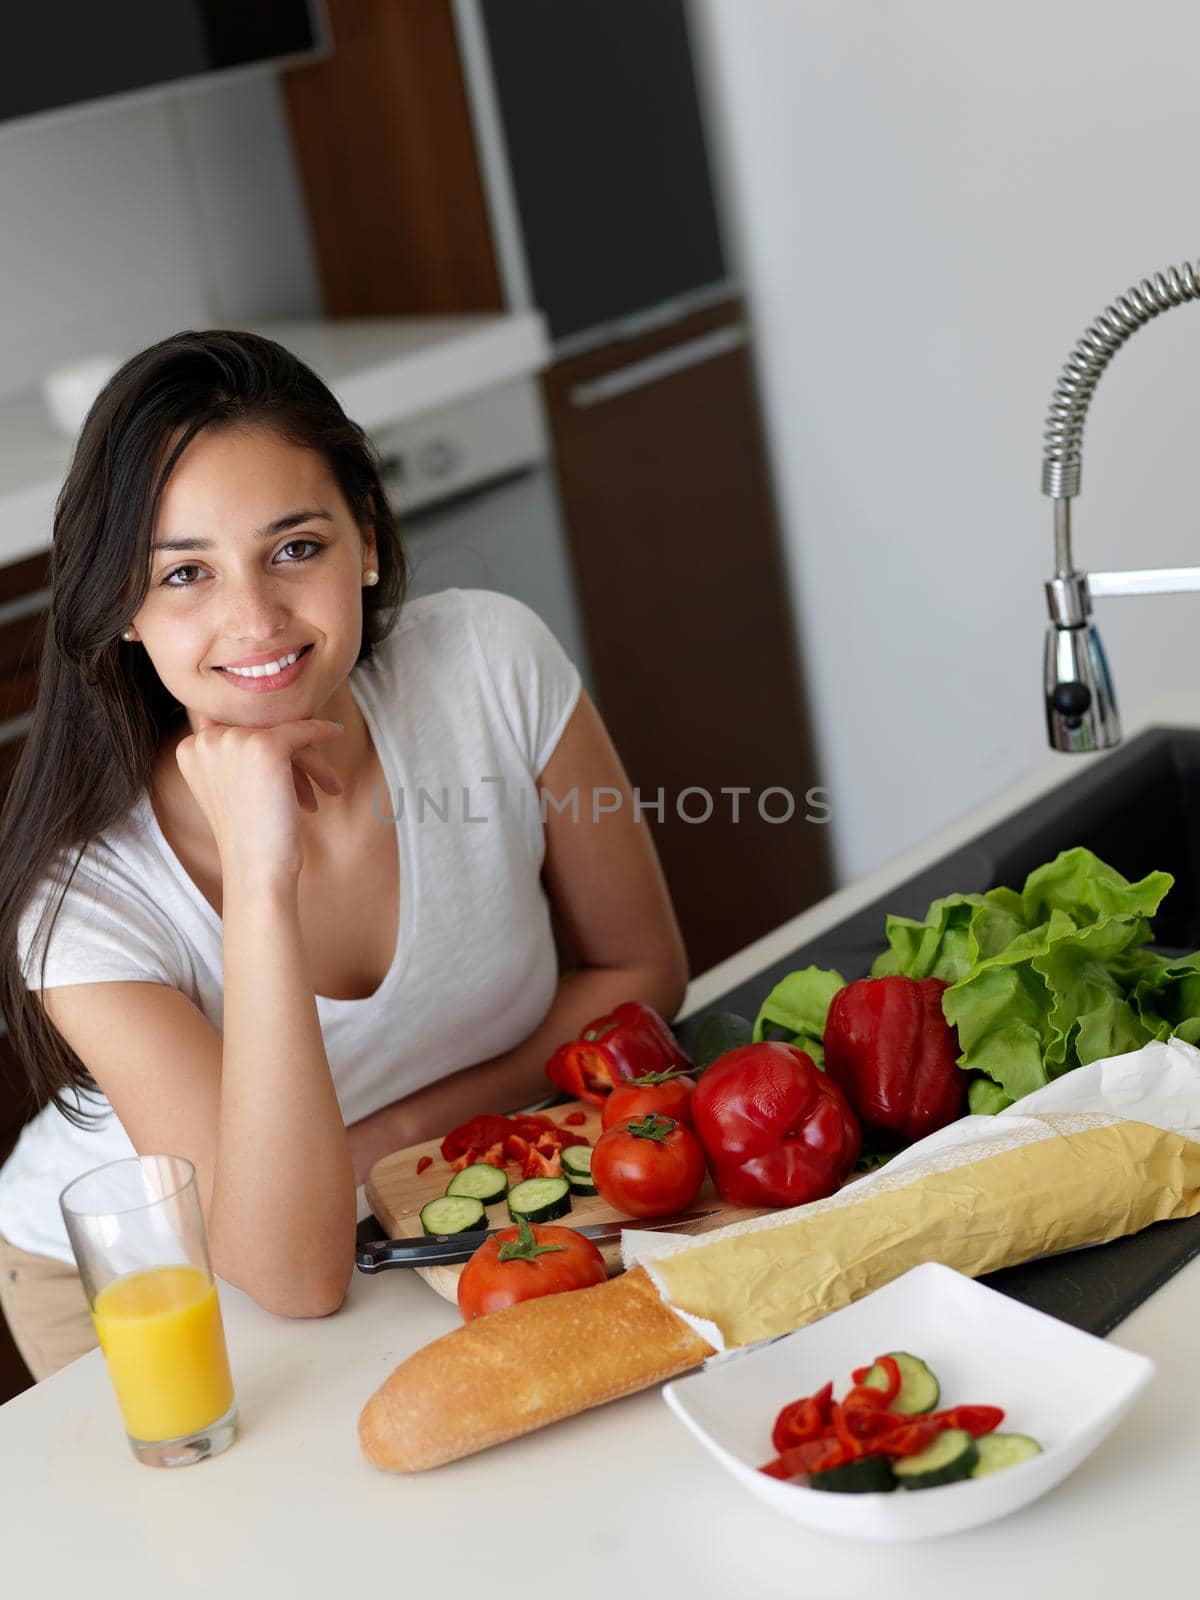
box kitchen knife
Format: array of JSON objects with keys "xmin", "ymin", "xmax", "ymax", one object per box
[{"xmin": 355, "ymin": 1207, "xmax": 721, "ymax": 1272}]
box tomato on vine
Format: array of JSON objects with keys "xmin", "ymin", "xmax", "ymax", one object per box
[{"xmin": 591, "ymin": 1112, "xmax": 706, "ymax": 1218}]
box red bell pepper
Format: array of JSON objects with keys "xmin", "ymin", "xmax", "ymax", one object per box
[
  {"xmin": 823, "ymin": 975, "xmax": 966, "ymax": 1144},
  {"xmin": 440, "ymin": 1114, "xmax": 514, "ymax": 1163},
  {"xmin": 760, "ymin": 1435, "xmax": 850, "ymax": 1479},
  {"xmin": 771, "ymin": 1382, "xmax": 835, "ymax": 1452},
  {"xmin": 926, "ymin": 1404, "xmax": 1005, "ymax": 1438},
  {"xmin": 690, "ymin": 1042, "xmax": 861, "ymax": 1208},
  {"xmin": 544, "ymin": 1001, "xmax": 691, "ymax": 1106}
]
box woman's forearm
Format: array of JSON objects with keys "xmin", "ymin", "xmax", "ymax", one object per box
[
  {"xmin": 211, "ymin": 874, "xmax": 357, "ymax": 1314},
  {"xmin": 347, "ymin": 962, "xmax": 687, "ymax": 1183}
]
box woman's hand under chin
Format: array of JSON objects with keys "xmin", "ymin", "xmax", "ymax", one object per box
[{"xmin": 174, "ymin": 711, "xmax": 346, "ymax": 883}]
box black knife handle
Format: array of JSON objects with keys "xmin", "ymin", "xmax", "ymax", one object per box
[{"xmin": 355, "ymin": 1234, "xmax": 483, "ymax": 1272}]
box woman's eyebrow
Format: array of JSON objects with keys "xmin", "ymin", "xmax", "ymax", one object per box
[{"xmin": 151, "ymin": 509, "xmax": 335, "ymax": 553}]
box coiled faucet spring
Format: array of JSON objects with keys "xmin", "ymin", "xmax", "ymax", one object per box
[{"xmin": 1042, "ymin": 257, "xmax": 1200, "ymax": 752}]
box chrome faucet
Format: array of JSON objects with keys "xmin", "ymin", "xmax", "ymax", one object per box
[{"xmin": 1043, "ymin": 258, "xmax": 1200, "ymax": 751}]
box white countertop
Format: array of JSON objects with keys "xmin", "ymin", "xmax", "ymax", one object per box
[
  {"xmin": 0, "ymin": 312, "xmax": 550, "ymax": 571},
  {"xmin": 3, "ymin": 699, "xmax": 1198, "ymax": 1593}
]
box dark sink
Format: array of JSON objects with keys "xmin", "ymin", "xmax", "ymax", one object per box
[
  {"xmin": 680, "ymin": 724, "xmax": 1200, "ymax": 1039},
  {"xmin": 675, "ymin": 724, "xmax": 1200, "ymax": 1339}
]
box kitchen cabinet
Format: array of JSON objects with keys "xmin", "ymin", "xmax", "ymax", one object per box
[
  {"xmin": 281, "ymin": 0, "xmax": 503, "ymax": 316},
  {"xmin": 542, "ymin": 297, "xmax": 830, "ymax": 972}
]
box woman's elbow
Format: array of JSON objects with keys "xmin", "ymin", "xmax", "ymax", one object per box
[
  {"xmin": 276, "ymin": 1287, "xmax": 348, "ymax": 1320},
  {"xmin": 218, "ymin": 1259, "xmax": 351, "ymax": 1321},
  {"xmin": 257, "ymin": 1276, "xmax": 349, "ymax": 1320}
]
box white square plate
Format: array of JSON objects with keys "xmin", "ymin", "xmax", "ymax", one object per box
[{"xmin": 662, "ymin": 1262, "xmax": 1154, "ymax": 1542}]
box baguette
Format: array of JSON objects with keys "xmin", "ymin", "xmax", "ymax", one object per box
[{"xmin": 358, "ymin": 1265, "xmax": 715, "ymax": 1472}]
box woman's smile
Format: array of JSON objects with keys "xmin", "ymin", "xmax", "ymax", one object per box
[{"xmin": 211, "ymin": 641, "xmax": 315, "ymax": 693}]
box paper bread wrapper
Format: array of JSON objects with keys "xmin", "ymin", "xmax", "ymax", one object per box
[{"xmin": 621, "ymin": 1039, "xmax": 1200, "ymax": 1353}]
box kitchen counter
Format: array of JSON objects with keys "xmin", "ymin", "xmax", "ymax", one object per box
[
  {"xmin": 0, "ymin": 312, "xmax": 549, "ymax": 571},
  {"xmin": 3, "ymin": 701, "xmax": 1198, "ymax": 1594}
]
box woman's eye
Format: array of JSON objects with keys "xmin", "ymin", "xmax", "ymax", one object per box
[
  {"xmin": 275, "ymin": 538, "xmax": 325, "ymax": 564},
  {"xmin": 160, "ymin": 538, "xmax": 325, "ymax": 588},
  {"xmin": 161, "ymin": 564, "xmax": 203, "ymax": 588}
]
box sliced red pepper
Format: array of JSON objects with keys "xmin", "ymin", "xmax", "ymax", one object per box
[
  {"xmin": 440, "ymin": 1114, "xmax": 515, "ymax": 1163},
  {"xmin": 512, "ymin": 1112, "xmax": 590, "ymax": 1150},
  {"xmin": 842, "ymin": 1410, "xmax": 900, "ymax": 1447},
  {"xmin": 873, "ymin": 1355, "xmax": 902, "ymax": 1407},
  {"xmin": 926, "ymin": 1404, "xmax": 1005, "ymax": 1437},
  {"xmin": 840, "ymin": 1383, "xmax": 890, "ymax": 1416},
  {"xmin": 759, "ymin": 1435, "xmax": 851, "ymax": 1480},
  {"xmin": 868, "ymin": 1418, "xmax": 945, "ymax": 1458},
  {"xmin": 830, "ymin": 1402, "xmax": 864, "ymax": 1460},
  {"xmin": 509, "ymin": 1113, "xmax": 561, "ymax": 1139},
  {"xmin": 851, "ymin": 1363, "xmax": 871, "ymax": 1385},
  {"xmin": 771, "ymin": 1382, "xmax": 834, "ymax": 1452},
  {"xmin": 563, "ymin": 1110, "xmax": 588, "ymax": 1126},
  {"xmin": 521, "ymin": 1146, "xmax": 564, "ymax": 1181},
  {"xmin": 838, "ymin": 1369, "xmax": 908, "ymax": 1420},
  {"xmin": 415, "ymin": 1155, "xmax": 433, "ymax": 1176},
  {"xmin": 545, "ymin": 1042, "xmax": 620, "ymax": 1104}
]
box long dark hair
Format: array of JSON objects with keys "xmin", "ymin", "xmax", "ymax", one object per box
[{"xmin": 0, "ymin": 329, "xmax": 406, "ymax": 1126}]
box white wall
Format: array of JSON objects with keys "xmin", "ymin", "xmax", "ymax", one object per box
[
  {"xmin": 692, "ymin": 0, "xmax": 1200, "ymax": 883},
  {"xmin": 0, "ymin": 73, "xmax": 320, "ymax": 402}
]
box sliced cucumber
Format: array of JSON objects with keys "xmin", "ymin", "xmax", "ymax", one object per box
[
  {"xmin": 445, "ymin": 1162, "xmax": 509, "ymax": 1204},
  {"xmin": 561, "ymin": 1146, "xmax": 593, "ymax": 1179},
  {"xmin": 893, "ymin": 1428, "xmax": 978, "ymax": 1489},
  {"xmin": 562, "ymin": 1147, "xmax": 596, "ymax": 1193},
  {"xmin": 971, "ymin": 1434, "xmax": 1043, "ymax": 1477},
  {"xmin": 507, "ymin": 1176, "xmax": 571, "ymax": 1224},
  {"xmin": 862, "ymin": 1351, "xmax": 940, "ymax": 1415},
  {"xmin": 809, "ymin": 1456, "xmax": 896, "ymax": 1494},
  {"xmin": 419, "ymin": 1195, "xmax": 486, "ymax": 1237}
]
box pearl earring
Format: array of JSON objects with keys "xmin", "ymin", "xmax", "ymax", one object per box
[
  {"xmin": 121, "ymin": 627, "xmax": 137, "ymax": 642},
  {"xmin": 363, "ymin": 569, "xmax": 380, "ymax": 587}
]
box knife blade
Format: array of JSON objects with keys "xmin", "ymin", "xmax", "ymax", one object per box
[{"xmin": 355, "ymin": 1207, "xmax": 721, "ymax": 1272}]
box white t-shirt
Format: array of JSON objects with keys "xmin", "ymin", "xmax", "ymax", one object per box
[{"xmin": 0, "ymin": 588, "xmax": 582, "ymax": 1263}]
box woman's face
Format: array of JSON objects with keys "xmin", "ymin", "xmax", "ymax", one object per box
[{"xmin": 131, "ymin": 423, "xmax": 377, "ymax": 730}]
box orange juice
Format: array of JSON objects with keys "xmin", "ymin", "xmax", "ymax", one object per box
[{"xmin": 91, "ymin": 1264, "xmax": 234, "ymax": 1442}]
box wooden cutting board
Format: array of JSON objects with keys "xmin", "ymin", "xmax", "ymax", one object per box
[{"xmin": 364, "ymin": 1099, "xmax": 771, "ymax": 1303}]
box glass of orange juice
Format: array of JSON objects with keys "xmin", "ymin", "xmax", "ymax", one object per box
[{"xmin": 60, "ymin": 1154, "xmax": 237, "ymax": 1468}]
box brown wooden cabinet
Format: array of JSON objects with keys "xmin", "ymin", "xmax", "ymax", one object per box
[{"xmin": 542, "ymin": 299, "xmax": 829, "ymax": 972}]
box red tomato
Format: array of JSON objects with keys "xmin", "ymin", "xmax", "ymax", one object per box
[
  {"xmin": 456, "ymin": 1222, "xmax": 607, "ymax": 1322},
  {"xmin": 591, "ymin": 1113, "xmax": 706, "ymax": 1218},
  {"xmin": 601, "ymin": 1073, "xmax": 696, "ymax": 1132}
]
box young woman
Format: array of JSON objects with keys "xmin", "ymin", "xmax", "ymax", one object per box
[{"xmin": 0, "ymin": 330, "xmax": 687, "ymax": 1381}]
